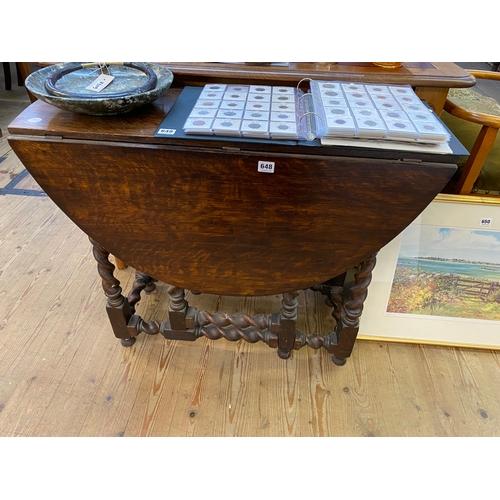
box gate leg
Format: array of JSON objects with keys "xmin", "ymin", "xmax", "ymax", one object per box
[
  {"xmin": 331, "ymin": 254, "xmax": 377, "ymax": 365},
  {"xmin": 89, "ymin": 237, "xmax": 135, "ymax": 347},
  {"xmin": 277, "ymin": 291, "xmax": 300, "ymax": 359}
]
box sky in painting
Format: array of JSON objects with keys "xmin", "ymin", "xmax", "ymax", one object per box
[{"xmin": 398, "ymin": 225, "xmax": 500, "ymax": 264}]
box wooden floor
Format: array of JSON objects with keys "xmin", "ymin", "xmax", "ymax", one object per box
[{"xmin": 1, "ymin": 64, "xmax": 500, "ymax": 437}]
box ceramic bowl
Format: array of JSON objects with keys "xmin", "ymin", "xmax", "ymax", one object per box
[{"xmin": 25, "ymin": 62, "xmax": 174, "ymax": 115}]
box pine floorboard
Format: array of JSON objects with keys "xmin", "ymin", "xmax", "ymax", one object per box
[{"xmin": 1, "ymin": 67, "xmax": 500, "ymax": 438}]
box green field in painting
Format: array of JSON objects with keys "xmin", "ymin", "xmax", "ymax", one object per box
[{"xmin": 387, "ymin": 265, "xmax": 500, "ymax": 321}]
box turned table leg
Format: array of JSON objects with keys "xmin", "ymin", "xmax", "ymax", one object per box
[
  {"xmin": 127, "ymin": 271, "xmax": 157, "ymax": 314},
  {"xmin": 330, "ymin": 254, "xmax": 377, "ymax": 365},
  {"xmin": 277, "ymin": 291, "xmax": 299, "ymax": 359},
  {"xmin": 89, "ymin": 237, "xmax": 135, "ymax": 347},
  {"xmin": 167, "ymin": 285, "xmax": 189, "ymax": 330}
]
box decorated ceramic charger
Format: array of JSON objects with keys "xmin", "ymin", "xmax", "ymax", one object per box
[{"xmin": 25, "ymin": 62, "xmax": 174, "ymax": 115}]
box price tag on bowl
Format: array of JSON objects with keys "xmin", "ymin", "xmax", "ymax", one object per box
[{"xmin": 85, "ymin": 74, "xmax": 115, "ymax": 92}]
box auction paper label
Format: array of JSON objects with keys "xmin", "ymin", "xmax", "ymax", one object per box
[
  {"xmin": 85, "ymin": 74, "xmax": 115, "ymax": 92},
  {"xmin": 258, "ymin": 161, "xmax": 275, "ymax": 173}
]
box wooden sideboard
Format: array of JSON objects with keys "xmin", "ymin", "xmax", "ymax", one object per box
[
  {"xmin": 160, "ymin": 62, "xmax": 476, "ymax": 114},
  {"xmin": 20, "ymin": 62, "xmax": 476, "ymax": 113}
]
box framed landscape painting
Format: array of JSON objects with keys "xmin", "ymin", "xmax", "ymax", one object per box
[{"xmin": 359, "ymin": 194, "xmax": 500, "ymax": 349}]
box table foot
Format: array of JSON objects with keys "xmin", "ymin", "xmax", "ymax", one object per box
[
  {"xmin": 121, "ymin": 337, "xmax": 136, "ymax": 347},
  {"xmin": 332, "ymin": 355, "xmax": 346, "ymax": 366},
  {"xmin": 277, "ymin": 348, "xmax": 292, "ymax": 360}
]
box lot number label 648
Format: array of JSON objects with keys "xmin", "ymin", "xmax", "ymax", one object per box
[{"xmin": 258, "ymin": 161, "xmax": 275, "ymax": 173}]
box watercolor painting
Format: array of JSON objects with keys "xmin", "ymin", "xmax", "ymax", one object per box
[{"xmin": 386, "ymin": 225, "xmax": 500, "ymax": 321}]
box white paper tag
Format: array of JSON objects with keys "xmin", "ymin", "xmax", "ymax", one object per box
[
  {"xmin": 258, "ymin": 161, "xmax": 275, "ymax": 173},
  {"xmin": 85, "ymin": 73, "xmax": 115, "ymax": 92},
  {"xmin": 480, "ymin": 218, "xmax": 492, "ymax": 226}
]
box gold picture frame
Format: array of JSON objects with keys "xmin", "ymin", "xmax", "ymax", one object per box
[{"xmin": 359, "ymin": 194, "xmax": 500, "ymax": 349}]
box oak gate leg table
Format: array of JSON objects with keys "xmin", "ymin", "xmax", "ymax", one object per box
[{"xmin": 8, "ymin": 85, "xmax": 465, "ymax": 366}]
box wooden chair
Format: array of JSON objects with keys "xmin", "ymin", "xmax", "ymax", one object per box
[
  {"xmin": 2, "ymin": 63, "xmax": 38, "ymax": 102},
  {"xmin": 2, "ymin": 62, "xmax": 23, "ymax": 90},
  {"xmin": 443, "ymin": 70, "xmax": 500, "ymax": 194}
]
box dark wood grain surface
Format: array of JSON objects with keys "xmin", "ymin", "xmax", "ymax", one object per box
[
  {"xmin": 8, "ymin": 137, "xmax": 456, "ymax": 295},
  {"xmin": 159, "ymin": 62, "xmax": 476, "ymax": 89},
  {"xmin": 7, "ymin": 89, "xmax": 181, "ymax": 143},
  {"xmin": 8, "ymin": 82, "xmax": 458, "ymax": 296}
]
